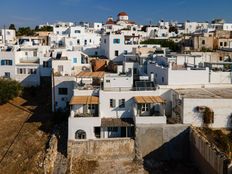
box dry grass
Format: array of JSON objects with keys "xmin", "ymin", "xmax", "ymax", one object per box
[{"xmin": 0, "ymin": 89, "xmax": 52, "ymax": 174}]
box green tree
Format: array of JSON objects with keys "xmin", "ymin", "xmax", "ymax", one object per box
[
  {"xmin": 35, "ymin": 26, "xmax": 53, "ymax": 32},
  {"xmin": 140, "ymin": 39, "xmax": 181, "ymax": 52},
  {"xmin": 16, "ymin": 27, "xmax": 34, "ymax": 36},
  {"xmin": 0, "ymin": 79, "xmax": 22, "ymax": 104},
  {"xmin": 9, "ymin": 24, "xmax": 16, "ymax": 30}
]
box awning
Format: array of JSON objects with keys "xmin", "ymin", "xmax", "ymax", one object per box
[
  {"xmin": 101, "ymin": 118, "xmax": 134, "ymax": 127},
  {"xmin": 76, "ymin": 71, "xmax": 104, "ymax": 78},
  {"xmin": 134, "ymin": 96, "xmax": 165, "ymax": 104},
  {"xmin": 69, "ymin": 96, "xmax": 99, "ymax": 105}
]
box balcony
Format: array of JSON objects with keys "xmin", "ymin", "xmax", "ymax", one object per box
[{"xmin": 19, "ymin": 57, "xmax": 39, "ymax": 64}]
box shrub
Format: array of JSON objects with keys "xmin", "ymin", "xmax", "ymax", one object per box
[{"xmin": 0, "ymin": 79, "xmax": 22, "ymax": 104}]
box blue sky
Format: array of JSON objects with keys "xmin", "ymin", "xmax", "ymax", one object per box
[{"xmin": 0, "ymin": 0, "xmax": 231, "ymax": 28}]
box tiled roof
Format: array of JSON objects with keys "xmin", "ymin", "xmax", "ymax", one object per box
[
  {"xmin": 69, "ymin": 96, "xmax": 99, "ymax": 105},
  {"xmin": 134, "ymin": 96, "xmax": 165, "ymax": 104}
]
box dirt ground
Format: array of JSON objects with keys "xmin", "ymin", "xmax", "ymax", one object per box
[{"xmin": 0, "ymin": 84, "xmax": 53, "ymax": 174}]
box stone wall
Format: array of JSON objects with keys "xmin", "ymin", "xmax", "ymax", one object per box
[{"xmin": 68, "ymin": 138, "xmax": 135, "ymax": 161}]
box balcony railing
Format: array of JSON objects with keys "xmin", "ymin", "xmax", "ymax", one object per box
[{"xmin": 73, "ymin": 113, "xmax": 99, "ymax": 118}]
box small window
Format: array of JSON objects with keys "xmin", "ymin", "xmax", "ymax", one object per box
[
  {"xmin": 17, "ymin": 68, "xmax": 26, "ymax": 74},
  {"xmin": 58, "ymin": 65, "xmax": 63, "ymax": 72},
  {"xmin": 110, "ymin": 99, "xmax": 116, "ymax": 108},
  {"xmin": 224, "ymin": 42, "xmax": 227, "ymax": 47},
  {"xmin": 84, "ymin": 40, "xmax": 87, "ymax": 45},
  {"xmin": 220, "ymin": 42, "xmax": 223, "ymax": 46},
  {"xmin": 77, "ymin": 39, "xmax": 80, "ymax": 44},
  {"xmin": 115, "ymin": 50, "xmax": 119, "ymax": 56},
  {"xmin": 141, "ymin": 104, "xmax": 149, "ymax": 112},
  {"xmin": 28, "ymin": 69, "xmax": 36, "ymax": 74},
  {"xmin": 106, "ymin": 80, "xmax": 110, "ymax": 83},
  {"xmin": 162, "ymin": 77, "xmax": 164, "ymax": 83},
  {"xmin": 33, "ymin": 51, "xmax": 37, "ymax": 57},
  {"xmin": 88, "ymin": 104, "xmax": 95, "ymax": 110},
  {"xmin": 113, "ymin": 38, "xmax": 120, "ymax": 44},
  {"xmin": 104, "ymin": 39, "xmax": 106, "ymax": 44},
  {"xmin": 202, "ymin": 40, "xmax": 205, "ymax": 45},
  {"xmin": 43, "ymin": 61, "xmax": 49, "ymax": 67},
  {"xmin": 219, "ymin": 57, "xmax": 223, "ymax": 61},
  {"xmin": 124, "ymin": 50, "xmax": 128, "ymax": 55},
  {"xmin": 75, "ymin": 30, "xmax": 81, "ymax": 34},
  {"xmin": 119, "ymin": 99, "xmax": 125, "ymax": 108},
  {"xmin": 73, "ymin": 58, "xmax": 77, "ymax": 63},
  {"xmin": 58, "ymin": 88, "xmax": 68, "ymax": 95},
  {"xmin": 89, "ymin": 39, "xmax": 92, "ymax": 43},
  {"xmin": 75, "ymin": 130, "xmax": 86, "ymax": 139}
]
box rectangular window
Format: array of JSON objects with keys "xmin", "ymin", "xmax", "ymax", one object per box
[
  {"xmin": 28, "ymin": 69, "xmax": 36, "ymax": 74},
  {"xmin": 220, "ymin": 42, "xmax": 223, "ymax": 46},
  {"xmin": 77, "ymin": 39, "xmax": 80, "ymax": 44},
  {"xmin": 110, "ymin": 99, "xmax": 116, "ymax": 108},
  {"xmin": 75, "ymin": 30, "xmax": 81, "ymax": 33},
  {"xmin": 106, "ymin": 79, "xmax": 110, "ymax": 83},
  {"xmin": 113, "ymin": 39, "xmax": 120, "ymax": 44},
  {"xmin": 58, "ymin": 88, "xmax": 68, "ymax": 95},
  {"xmin": 58, "ymin": 65, "xmax": 63, "ymax": 72},
  {"xmin": 4, "ymin": 72, "xmax": 10, "ymax": 78},
  {"xmin": 33, "ymin": 51, "xmax": 37, "ymax": 57},
  {"xmin": 202, "ymin": 40, "xmax": 205, "ymax": 45},
  {"xmin": 115, "ymin": 50, "xmax": 119, "ymax": 56},
  {"xmin": 119, "ymin": 99, "xmax": 125, "ymax": 108},
  {"xmin": 1, "ymin": 60, "xmax": 13, "ymax": 65},
  {"xmin": 141, "ymin": 104, "xmax": 149, "ymax": 112},
  {"xmin": 43, "ymin": 61, "xmax": 49, "ymax": 67},
  {"xmin": 224, "ymin": 42, "xmax": 227, "ymax": 47},
  {"xmin": 73, "ymin": 58, "xmax": 77, "ymax": 63},
  {"xmin": 88, "ymin": 104, "xmax": 95, "ymax": 110},
  {"xmin": 104, "ymin": 39, "xmax": 106, "ymax": 44},
  {"xmin": 84, "ymin": 40, "xmax": 87, "ymax": 45},
  {"xmin": 124, "ymin": 50, "xmax": 128, "ymax": 55},
  {"xmin": 17, "ymin": 68, "xmax": 26, "ymax": 74}
]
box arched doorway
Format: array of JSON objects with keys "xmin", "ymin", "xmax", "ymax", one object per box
[{"xmin": 75, "ymin": 130, "xmax": 86, "ymax": 139}]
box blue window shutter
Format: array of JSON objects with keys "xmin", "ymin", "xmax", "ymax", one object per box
[
  {"xmin": 1, "ymin": 60, "xmax": 5, "ymax": 65},
  {"xmin": 10, "ymin": 60, "xmax": 13, "ymax": 65}
]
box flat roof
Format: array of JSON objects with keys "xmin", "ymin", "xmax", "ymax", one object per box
[
  {"xmin": 69, "ymin": 96, "xmax": 99, "ymax": 105},
  {"xmin": 76, "ymin": 71, "xmax": 105, "ymax": 78},
  {"xmin": 174, "ymin": 88, "xmax": 232, "ymax": 99},
  {"xmin": 134, "ymin": 96, "xmax": 165, "ymax": 104}
]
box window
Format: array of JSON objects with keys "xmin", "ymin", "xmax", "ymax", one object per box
[
  {"xmin": 58, "ymin": 65, "xmax": 63, "ymax": 72},
  {"xmin": 73, "ymin": 58, "xmax": 77, "ymax": 63},
  {"xmin": 141, "ymin": 104, "xmax": 149, "ymax": 112},
  {"xmin": 1, "ymin": 60, "xmax": 12, "ymax": 66},
  {"xmin": 17, "ymin": 68, "xmax": 26, "ymax": 74},
  {"xmin": 219, "ymin": 57, "xmax": 223, "ymax": 61},
  {"xmin": 75, "ymin": 30, "xmax": 81, "ymax": 33},
  {"xmin": 202, "ymin": 40, "xmax": 205, "ymax": 45},
  {"xmin": 33, "ymin": 51, "xmax": 37, "ymax": 57},
  {"xmin": 224, "ymin": 42, "xmax": 227, "ymax": 47},
  {"xmin": 104, "ymin": 39, "xmax": 106, "ymax": 44},
  {"xmin": 84, "ymin": 40, "xmax": 87, "ymax": 45},
  {"xmin": 58, "ymin": 88, "xmax": 68, "ymax": 95},
  {"xmin": 108, "ymin": 127, "xmax": 118, "ymax": 132},
  {"xmin": 220, "ymin": 42, "xmax": 223, "ymax": 46},
  {"xmin": 162, "ymin": 77, "xmax": 164, "ymax": 83},
  {"xmin": 28, "ymin": 69, "xmax": 36, "ymax": 74},
  {"xmin": 106, "ymin": 80, "xmax": 110, "ymax": 83},
  {"xmin": 43, "ymin": 61, "xmax": 50, "ymax": 67},
  {"xmin": 113, "ymin": 38, "xmax": 120, "ymax": 44},
  {"xmin": 75, "ymin": 130, "xmax": 86, "ymax": 139},
  {"xmin": 124, "ymin": 50, "xmax": 128, "ymax": 55},
  {"xmin": 88, "ymin": 104, "xmax": 95, "ymax": 110},
  {"xmin": 4, "ymin": 72, "xmax": 10, "ymax": 78},
  {"xmin": 110, "ymin": 99, "xmax": 116, "ymax": 108},
  {"xmin": 115, "ymin": 50, "xmax": 119, "ymax": 56},
  {"xmin": 77, "ymin": 39, "xmax": 80, "ymax": 44},
  {"xmin": 89, "ymin": 39, "xmax": 92, "ymax": 43},
  {"xmin": 119, "ymin": 99, "xmax": 125, "ymax": 108}
]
